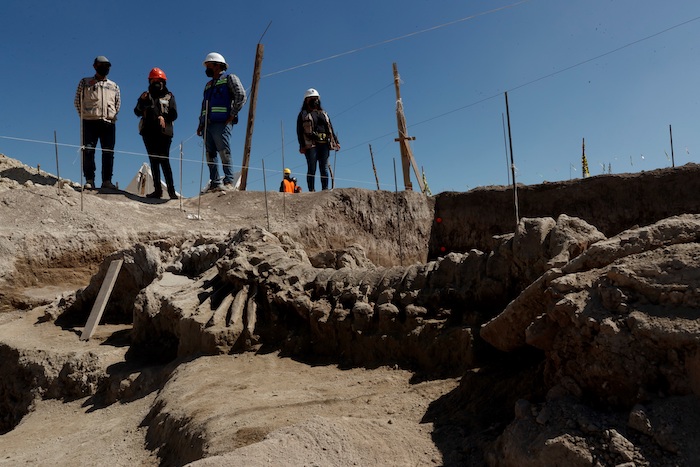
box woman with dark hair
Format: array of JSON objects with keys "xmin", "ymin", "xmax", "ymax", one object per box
[
  {"xmin": 296, "ymin": 88, "xmax": 340, "ymax": 192},
  {"xmin": 134, "ymin": 67, "xmax": 178, "ymax": 199}
]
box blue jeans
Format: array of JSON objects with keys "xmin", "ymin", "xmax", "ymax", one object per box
[
  {"xmin": 204, "ymin": 121, "xmax": 234, "ymax": 186},
  {"xmin": 305, "ymin": 143, "xmax": 330, "ymax": 191},
  {"xmin": 82, "ymin": 119, "xmax": 115, "ymax": 183}
]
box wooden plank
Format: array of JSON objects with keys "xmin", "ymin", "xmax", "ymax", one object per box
[{"xmin": 80, "ymin": 259, "xmax": 123, "ymax": 341}]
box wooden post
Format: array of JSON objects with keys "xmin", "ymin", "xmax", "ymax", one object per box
[
  {"xmin": 179, "ymin": 142, "xmax": 183, "ymax": 209},
  {"xmin": 80, "ymin": 259, "xmax": 123, "ymax": 341},
  {"xmin": 369, "ymin": 144, "xmax": 380, "ymax": 190},
  {"xmin": 281, "ymin": 121, "xmax": 286, "ymax": 219},
  {"xmin": 53, "ymin": 131, "xmax": 61, "ymax": 191},
  {"xmin": 393, "ymin": 158, "xmax": 403, "ymax": 266},
  {"xmin": 262, "ymin": 159, "xmax": 270, "ymax": 231},
  {"xmin": 504, "ymin": 92, "xmax": 519, "ymax": 226},
  {"xmin": 669, "ymin": 124, "xmax": 675, "ymax": 168},
  {"xmin": 392, "ymin": 63, "xmax": 424, "ymax": 192},
  {"xmin": 502, "ymin": 113, "xmax": 510, "ymax": 185},
  {"xmin": 240, "ymin": 43, "xmax": 264, "ymax": 191}
]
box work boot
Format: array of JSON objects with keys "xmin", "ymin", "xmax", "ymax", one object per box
[
  {"xmin": 146, "ymin": 191, "xmax": 162, "ymax": 199},
  {"xmin": 101, "ymin": 181, "xmax": 116, "ymax": 190},
  {"xmin": 83, "ymin": 179, "xmax": 94, "ymax": 190},
  {"xmin": 168, "ymin": 190, "xmax": 178, "ymax": 200}
]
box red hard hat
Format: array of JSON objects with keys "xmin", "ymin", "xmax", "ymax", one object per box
[{"xmin": 148, "ymin": 67, "xmax": 167, "ymax": 81}]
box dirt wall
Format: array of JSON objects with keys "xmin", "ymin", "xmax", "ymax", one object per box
[{"xmin": 430, "ymin": 163, "xmax": 700, "ymax": 258}]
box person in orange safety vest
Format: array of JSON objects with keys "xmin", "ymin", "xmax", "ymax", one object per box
[{"xmin": 279, "ymin": 168, "xmax": 302, "ymax": 193}]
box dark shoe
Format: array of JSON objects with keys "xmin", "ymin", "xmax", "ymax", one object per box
[
  {"xmin": 101, "ymin": 181, "xmax": 116, "ymax": 190},
  {"xmin": 83, "ymin": 179, "xmax": 95, "ymax": 190},
  {"xmin": 168, "ymin": 192, "xmax": 178, "ymax": 200},
  {"xmin": 146, "ymin": 191, "xmax": 162, "ymax": 199}
]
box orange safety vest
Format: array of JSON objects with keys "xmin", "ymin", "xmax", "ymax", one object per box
[{"xmin": 281, "ymin": 178, "xmax": 298, "ymax": 193}]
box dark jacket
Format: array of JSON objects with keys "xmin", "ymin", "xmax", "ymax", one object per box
[
  {"xmin": 297, "ymin": 109, "xmax": 339, "ymax": 151},
  {"xmin": 134, "ymin": 86, "xmax": 178, "ymax": 137}
]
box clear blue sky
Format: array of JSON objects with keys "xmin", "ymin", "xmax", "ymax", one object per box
[{"xmin": 2, "ymin": 0, "xmax": 700, "ymax": 197}]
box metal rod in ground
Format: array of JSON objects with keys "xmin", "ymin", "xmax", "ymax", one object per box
[
  {"xmin": 53, "ymin": 130, "xmax": 61, "ymax": 193},
  {"xmin": 369, "ymin": 144, "xmax": 380, "ymax": 190},
  {"xmin": 332, "ymin": 150, "xmax": 337, "ymax": 189},
  {"xmin": 281, "ymin": 121, "xmax": 285, "ymax": 219},
  {"xmin": 393, "ymin": 158, "xmax": 403, "ymax": 266},
  {"xmin": 502, "ymin": 113, "xmax": 510, "ymax": 185},
  {"xmin": 670, "ymin": 124, "xmax": 675, "ymax": 168},
  {"xmin": 196, "ymin": 110, "xmax": 208, "ymax": 220},
  {"xmin": 79, "ymin": 94, "xmax": 84, "ymax": 212},
  {"xmin": 504, "ymin": 92, "xmax": 519, "ymax": 226},
  {"xmin": 262, "ymin": 158, "xmax": 270, "ymax": 231},
  {"xmin": 179, "ymin": 142, "xmax": 183, "ymax": 210}
]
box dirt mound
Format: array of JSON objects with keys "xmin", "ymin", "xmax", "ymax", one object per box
[{"xmin": 3, "ymin": 152, "xmax": 700, "ymax": 466}]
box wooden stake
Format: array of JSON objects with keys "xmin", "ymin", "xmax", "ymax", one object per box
[
  {"xmin": 504, "ymin": 92, "xmax": 519, "ymax": 226},
  {"xmin": 669, "ymin": 124, "xmax": 675, "ymax": 168},
  {"xmin": 53, "ymin": 131, "xmax": 61, "ymax": 191},
  {"xmin": 240, "ymin": 43, "xmax": 264, "ymax": 191},
  {"xmin": 393, "ymin": 158, "xmax": 403, "ymax": 266},
  {"xmin": 262, "ymin": 158, "xmax": 270, "ymax": 231},
  {"xmin": 501, "ymin": 113, "xmax": 510, "ymax": 185},
  {"xmin": 369, "ymin": 144, "xmax": 380, "ymax": 190},
  {"xmin": 179, "ymin": 142, "xmax": 183, "ymax": 209},
  {"xmin": 281, "ymin": 121, "xmax": 286, "ymax": 219}
]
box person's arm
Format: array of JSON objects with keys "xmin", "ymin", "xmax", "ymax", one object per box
[
  {"xmin": 227, "ymin": 74, "xmax": 247, "ymax": 123},
  {"xmin": 114, "ymin": 83, "xmax": 121, "ymax": 115},
  {"xmin": 296, "ymin": 112, "xmax": 306, "ymax": 152},
  {"xmin": 326, "ymin": 112, "xmax": 340, "ymax": 150},
  {"xmin": 74, "ymin": 79, "xmax": 84, "ymax": 116},
  {"xmin": 134, "ymin": 92, "xmax": 150, "ymax": 117},
  {"xmin": 167, "ymin": 93, "xmax": 178, "ymax": 123},
  {"xmin": 197, "ymin": 92, "xmax": 206, "ymax": 135}
]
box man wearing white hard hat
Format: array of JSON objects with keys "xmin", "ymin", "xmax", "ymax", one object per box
[{"xmin": 197, "ymin": 52, "xmax": 247, "ymax": 192}]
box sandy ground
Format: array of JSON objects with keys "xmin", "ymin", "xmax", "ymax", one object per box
[
  {"xmin": 0, "ymin": 308, "xmax": 459, "ymax": 466},
  {"xmin": 0, "ymin": 156, "xmax": 457, "ymax": 465}
]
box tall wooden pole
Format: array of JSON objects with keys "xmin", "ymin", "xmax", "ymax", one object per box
[
  {"xmin": 393, "ymin": 63, "xmax": 424, "ymax": 192},
  {"xmin": 504, "ymin": 92, "xmax": 519, "ymax": 226},
  {"xmin": 240, "ymin": 43, "xmax": 264, "ymax": 191}
]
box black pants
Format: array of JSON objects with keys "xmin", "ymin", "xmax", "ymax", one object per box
[
  {"xmin": 142, "ymin": 133, "xmax": 175, "ymax": 195},
  {"xmin": 82, "ymin": 119, "xmax": 115, "ymax": 183}
]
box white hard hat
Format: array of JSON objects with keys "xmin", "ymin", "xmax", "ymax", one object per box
[
  {"xmin": 203, "ymin": 52, "xmax": 227, "ymax": 69},
  {"xmin": 304, "ymin": 88, "xmax": 320, "ymax": 99}
]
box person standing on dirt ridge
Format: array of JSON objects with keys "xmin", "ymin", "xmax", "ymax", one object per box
[
  {"xmin": 197, "ymin": 52, "xmax": 247, "ymax": 192},
  {"xmin": 134, "ymin": 67, "xmax": 178, "ymax": 200},
  {"xmin": 296, "ymin": 88, "xmax": 340, "ymax": 192},
  {"xmin": 74, "ymin": 55, "xmax": 121, "ymax": 191},
  {"xmin": 279, "ymin": 168, "xmax": 302, "ymax": 193}
]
